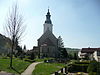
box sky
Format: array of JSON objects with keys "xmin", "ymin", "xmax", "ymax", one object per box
[{"xmin": 0, "ymin": 0, "xmax": 100, "ymax": 49}]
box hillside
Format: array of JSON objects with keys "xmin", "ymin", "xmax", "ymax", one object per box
[
  {"xmin": 66, "ymin": 48, "xmax": 80, "ymax": 51},
  {"xmin": 65, "ymin": 48, "xmax": 80, "ymax": 57},
  {"xmin": 0, "ymin": 34, "xmax": 11, "ymax": 54}
]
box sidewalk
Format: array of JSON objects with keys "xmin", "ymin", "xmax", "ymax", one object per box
[{"xmin": 21, "ymin": 62, "xmax": 42, "ymax": 75}]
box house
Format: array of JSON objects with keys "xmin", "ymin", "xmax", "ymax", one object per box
[
  {"xmin": 78, "ymin": 48, "xmax": 100, "ymax": 62},
  {"xmin": 93, "ymin": 50, "xmax": 100, "ymax": 62}
]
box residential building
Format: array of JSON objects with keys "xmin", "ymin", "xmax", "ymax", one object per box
[{"xmin": 78, "ymin": 48, "xmax": 100, "ymax": 62}]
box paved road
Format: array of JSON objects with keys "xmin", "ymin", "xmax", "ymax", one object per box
[{"xmin": 21, "ymin": 62, "xmax": 42, "ymax": 75}]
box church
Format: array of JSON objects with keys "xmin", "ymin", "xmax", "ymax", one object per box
[{"xmin": 33, "ymin": 9, "xmax": 60, "ymax": 58}]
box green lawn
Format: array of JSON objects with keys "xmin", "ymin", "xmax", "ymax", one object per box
[
  {"xmin": 32, "ymin": 63, "xmax": 65, "ymax": 75},
  {"xmin": 0, "ymin": 58, "xmax": 31, "ymax": 74}
]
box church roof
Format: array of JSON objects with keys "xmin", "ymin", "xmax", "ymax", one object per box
[{"xmin": 38, "ymin": 29, "xmax": 57, "ymax": 46}]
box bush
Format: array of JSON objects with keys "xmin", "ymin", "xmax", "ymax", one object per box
[
  {"xmin": 75, "ymin": 61, "xmax": 90, "ymax": 64},
  {"xmin": 24, "ymin": 58, "xmax": 35, "ymax": 63},
  {"xmin": 1, "ymin": 56, "xmax": 8, "ymax": 59},
  {"xmin": 28, "ymin": 53, "xmax": 35, "ymax": 60},
  {"xmin": 87, "ymin": 61, "xmax": 97, "ymax": 73},
  {"xmin": 19, "ymin": 54, "xmax": 25, "ymax": 60},
  {"xmin": 68, "ymin": 64, "xmax": 88, "ymax": 72},
  {"xmin": 88, "ymin": 72, "xmax": 96, "ymax": 75},
  {"xmin": 68, "ymin": 61, "xmax": 89, "ymax": 73}
]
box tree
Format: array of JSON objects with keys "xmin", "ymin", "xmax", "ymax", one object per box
[
  {"xmin": 74, "ymin": 53, "xmax": 77, "ymax": 60},
  {"xmin": 58, "ymin": 36, "xmax": 67, "ymax": 59},
  {"xmin": 23, "ymin": 45, "xmax": 26, "ymax": 50},
  {"xmin": 58, "ymin": 36, "xmax": 64, "ymax": 48},
  {"xmin": 68, "ymin": 53, "xmax": 73, "ymax": 59},
  {"xmin": 15, "ymin": 45, "xmax": 23, "ymax": 57},
  {"xmin": 5, "ymin": 4, "xmax": 25, "ymax": 68},
  {"xmin": 30, "ymin": 52, "xmax": 35, "ymax": 60},
  {"xmin": 60, "ymin": 48, "xmax": 68, "ymax": 59}
]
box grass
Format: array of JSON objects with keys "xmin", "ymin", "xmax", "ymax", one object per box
[
  {"xmin": 32, "ymin": 63, "xmax": 65, "ymax": 75},
  {"xmin": 0, "ymin": 58, "xmax": 31, "ymax": 74}
]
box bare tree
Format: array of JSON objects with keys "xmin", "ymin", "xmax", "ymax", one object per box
[{"xmin": 5, "ymin": 4, "xmax": 25, "ymax": 68}]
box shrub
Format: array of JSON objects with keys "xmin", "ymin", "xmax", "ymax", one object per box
[
  {"xmin": 24, "ymin": 58, "xmax": 35, "ymax": 63},
  {"xmin": 19, "ymin": 53, "xmax": 25, "ymax": 60},
  {"xmin": 2, "ymin": 56, "xmax": 8, "ymax": 59},
  {"xmin": 68, "ymin": 61, "xmax": 89, "ymax": 73},
  {"xmin": 88, "ymin": 72, "xmax": 96, "ymax": 75},
  {"xmin": 87, "ymin": 61, "xmax": 97, "ymax": 73}
]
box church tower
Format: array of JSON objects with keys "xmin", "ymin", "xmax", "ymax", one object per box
[{"xmin": 44, "ymin": 9, "xmax": 53, "ymax": 33}]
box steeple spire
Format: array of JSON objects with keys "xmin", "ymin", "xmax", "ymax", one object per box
[
  {"xmin": 45, "ymin": 8, "xmax": 52, "ymax": 24},
  {"xmin": 44, "ymin": 9, "xmax": 53, "ymax": 33}
]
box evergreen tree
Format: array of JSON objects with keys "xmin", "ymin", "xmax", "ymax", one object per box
[
  {"xmin": 74, "ymin": 53, "xmax": 77, "ymax": 60},
  {"xmin": 58, "ymin": 36, "xmax": 64, "ymax": 48},
  {"xmin": 23, "ymin": 45, "xmax": 26, "ymax": 50},
  {"xmin": 29, "ymin": 52, "xmax": 35, "ymax": 60},
  {"xmin": 58, "ymin": 36, "xmax": 68, "ymax": 59},
  {"xmin": 59, "ymin": 48, "xmax": 68, "ymax": 59}
]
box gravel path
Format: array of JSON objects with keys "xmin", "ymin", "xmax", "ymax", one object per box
[{"xmin": 21, "ymin": 62, "xmax": 42, "ymax": 75}]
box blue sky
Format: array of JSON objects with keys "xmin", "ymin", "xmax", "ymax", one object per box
[{"xmin": 0, "ymin": 0, "xmax": 100, "ymax": 49}]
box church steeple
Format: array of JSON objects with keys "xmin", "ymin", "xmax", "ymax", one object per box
[
  {"xmin": 44, "ymin": 9, "xmax": 53, "ymax": 33},
  {"xmin": 45, "ymin": 9, "xmax": 52, "ymax": 24}
]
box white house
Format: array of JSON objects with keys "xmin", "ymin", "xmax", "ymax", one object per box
[
  {"xmin": 93, "ymin": 51, "xmax": 100, "ymax": 62},
  {"xmin": 78, "ymin": 48, "xmax": 100, "ymax": 62}
]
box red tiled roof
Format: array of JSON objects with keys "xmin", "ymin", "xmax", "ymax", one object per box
[{"xmin": 81, "ymin": 48, "xmax": 100, "ymax": 53}]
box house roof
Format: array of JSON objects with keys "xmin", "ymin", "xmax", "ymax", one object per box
[{"xmin": 81, "ymin": 48, "xmax": 100, "ymax": 53}]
